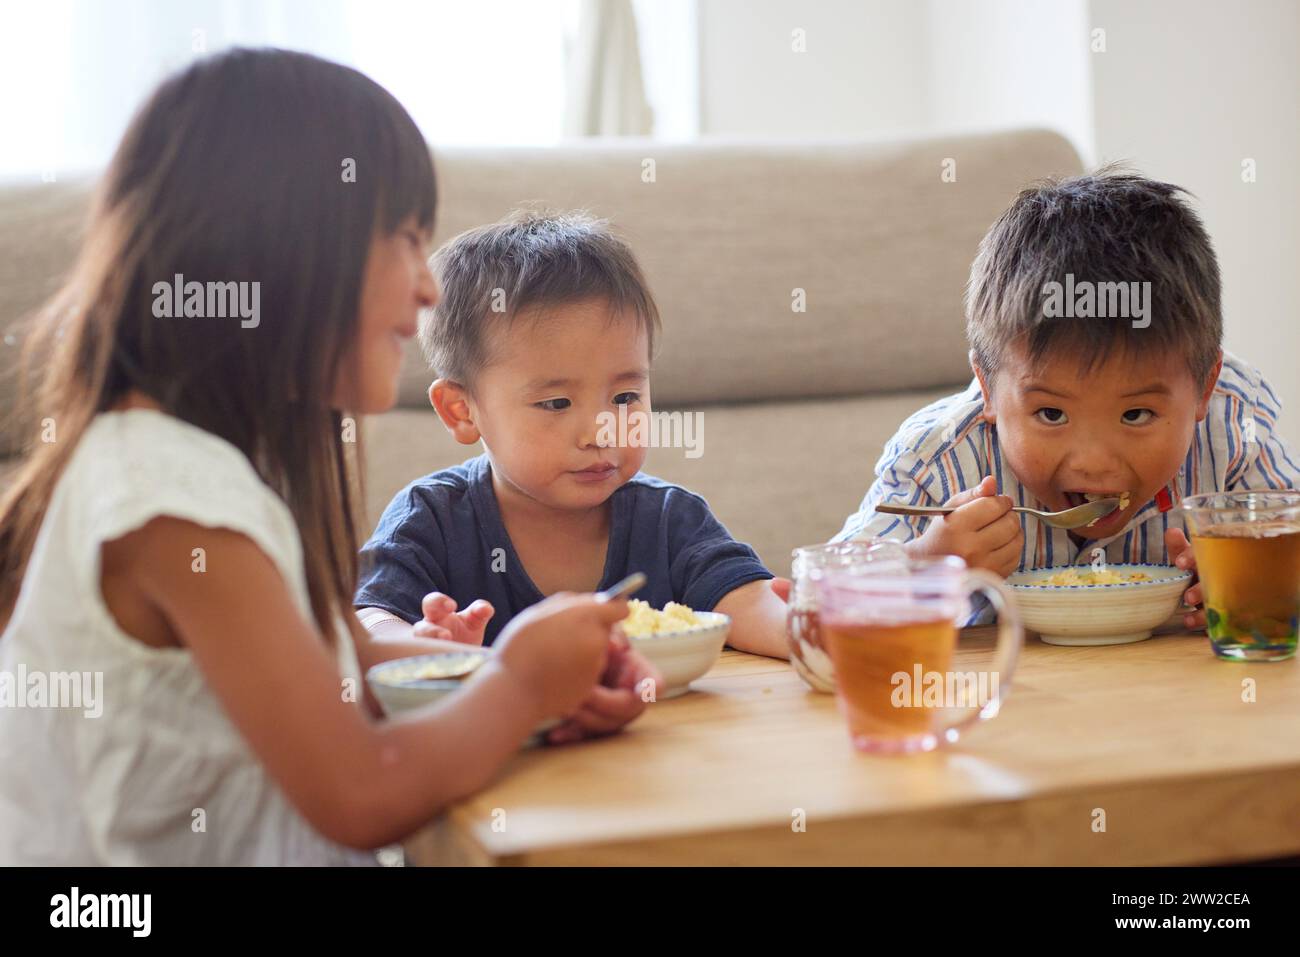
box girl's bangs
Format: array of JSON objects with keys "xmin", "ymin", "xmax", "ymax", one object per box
[{"xmin": 372, "ymin": 88, "xmax": 437, "ymax": 234}]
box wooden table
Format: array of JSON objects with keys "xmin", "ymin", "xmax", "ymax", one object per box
[{"xmin": 404, "ymin": 623, "xmax": 1300, "ymax": 865}]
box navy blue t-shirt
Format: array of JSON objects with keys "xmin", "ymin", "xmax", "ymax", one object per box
[{"xmin": 354, "ymin": 454, "xmax": 773, "ymax": 645}]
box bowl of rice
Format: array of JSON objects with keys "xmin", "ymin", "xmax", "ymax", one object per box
[
  {"xmin": 620, "ymin": 600, "xmax": 730, "ymax": 698},
  {"xmin": 366, "ymin": 650, "xmax": 560, "ymax": 747},
  {"xmin": 1006, "ymin": 563, "xmax": 1192, "ymax": 646}
]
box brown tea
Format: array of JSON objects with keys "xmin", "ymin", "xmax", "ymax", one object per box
[
  {"xmin": 1191, "ymin": 521, "xmax": 1300, "ymax": 659},
  {"xmin": 823, "ymin": 615, "xmax": 957, "ymax": 742}
]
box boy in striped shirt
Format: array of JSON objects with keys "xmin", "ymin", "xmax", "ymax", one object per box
[{"xmin": 836, "ymin": 168, "xmax": 1300, "ymax": 628}]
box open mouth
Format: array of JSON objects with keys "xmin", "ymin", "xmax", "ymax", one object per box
[{"xmin": 1062, "ymin": 490, "xmax": 1132, "ymax": 527}]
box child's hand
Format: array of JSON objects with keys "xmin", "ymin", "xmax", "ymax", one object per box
[
  {"xmin": 769, "ymin": 577, "xmax": 792, "ymax": 603},
  {"xmin": 492, "ymin": 593, "xmax": 630, "ymax": 719},
  {"xmin": 412, "ymin": 592, "xmax": 494, "ymax": 645},
  {"xmin": 545, "ymin": 631, "xmax": 663, "ymax": 745},
  {"xmin": 906, "ymin": 475, "xmax": 1023, "ymax": 578},
  {"xmin": 1164, "ymin": 528, "xmax": 1206, "ymax": 630}
]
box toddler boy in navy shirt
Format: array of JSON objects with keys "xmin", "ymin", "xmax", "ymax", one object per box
[{"xmin": 355, "ymin": 212, "xmax": 789, "ymax": 657}]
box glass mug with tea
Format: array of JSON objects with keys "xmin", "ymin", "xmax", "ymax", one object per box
[
  {"xmin": 1178, "ymin": 491, "xmax": 1300, "ymax": 662},
  {"xmin": 787, "ymin": 539, "xmax": 908, "ymax": 693},
  {"xmin": 811, "ymin": 556, "xmax": 1022, "ymax": 754}
]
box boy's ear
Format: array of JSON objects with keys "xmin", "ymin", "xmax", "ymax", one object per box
[
  {"xmin": 970, "ymin": 350, "xmax": 996, "ymax": 424},
  {"xmin": 429, "ymin": 378, "xmax": 481, "ymax": 445},
  {"xmin": 1194, "ymin": 350, "xmax": 1224, "ymax": 421}
]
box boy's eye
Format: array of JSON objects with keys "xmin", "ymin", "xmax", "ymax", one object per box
[
  {"xmin": 535, "ymin": 398, "xmax": 571, "ymax": 412},
  {"xmin": 1123, "ymin": 408, "xmax": 1155, "ymax": 425},
  {"xmin": 1034, "ymin": 407, "xmax": 1068, "ymax": 425},
  {"xmin": 613, "ymin": 392, "xmax": 640, "ymax": 406}
]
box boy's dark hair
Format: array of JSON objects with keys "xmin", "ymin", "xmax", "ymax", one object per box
[
  {"xmin": 966, "ymin": 165, "xmax": 1222, "ymax": 386},
  {"xmin": 422, "ymin": 210, "xmax": 660, "ymax": 388}
]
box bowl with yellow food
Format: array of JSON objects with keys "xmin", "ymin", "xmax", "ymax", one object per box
[
  {"xmin": 365, "ymin": 650, "xmax": 560, "ymax": 746},
  {"xmin": 1007, "ymin": 563, "xmax": 1192, "ymax": 646},
  {"xmin": 620, "ymin": 600, "xmax": 730, "ymax": 698}
]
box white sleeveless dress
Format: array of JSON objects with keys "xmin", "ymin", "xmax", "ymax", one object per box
[{"xmin": 0, "ymin": 409, "xmax": 377, "ymax": 865}]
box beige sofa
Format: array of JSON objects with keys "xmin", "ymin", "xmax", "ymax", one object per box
[{"xmin": 0, "ymin": 130, "xmax": 1082, "ymax": 575}]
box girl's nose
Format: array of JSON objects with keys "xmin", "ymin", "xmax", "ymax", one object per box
[{"xmin": 417, "ymin": 264, "xmax": 439, "ymax": 309}]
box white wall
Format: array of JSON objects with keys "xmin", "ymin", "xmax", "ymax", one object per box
[
  {"xmin": 1090, "ymin": 0, "xmax": 1300, "ymax": 448},
  {"xmin": 699, "ymin": 0, "xmax": 932, "ymax": 138},
  {"xmin": 697, "ymin": 0, "xmax": 1299, "ymax": 447},
  {"xmin": 925, "ymin": 0, "xmax": 1093, "ymax": 163},
  {"xmin": 699, "ymin": 0, "xmax": 1092, "ymax": 154}
]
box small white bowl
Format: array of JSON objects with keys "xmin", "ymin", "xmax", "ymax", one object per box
[
  {"xmin": 1007, "ymin": 563, "xmax": 1192, "ymax": 646},
  {"xmin": 365, "ymin": 651, "xmax": 558, "ymax": 746},
  {"xmin": 626, "ymin": 611, "xmax": 730, "ymax": 698}
]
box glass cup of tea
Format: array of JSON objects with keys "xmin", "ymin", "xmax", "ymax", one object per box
[
  {"xmin": 787, "ymin": 539, "xmax": 908, "ymax": 693},
  {"xmin": 1178, "ymin": 490, "xmax": 1300, "ymax": 662},
  {"xmin": 811, "ymin": 556, "xmax": 1022, "ymax": 754}
]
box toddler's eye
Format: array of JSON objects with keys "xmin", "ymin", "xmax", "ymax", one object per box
[
  {"xmin": 613, "ymin": 392, "xmax": 640, "ymax": 406},
  {"xmin": 1034, "ymin": 407, "xmax": 1068, "ymax": 425},
  {"xmin": 1123, "ymin": 408, "xmax": 1155, "ymax": 425},
  {"xmin": 536, "ymin": 398, "xmax": 571, "ymax": 412}
]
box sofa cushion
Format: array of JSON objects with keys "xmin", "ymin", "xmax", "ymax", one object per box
[
  {"xmin": 399, "ymin": 129, "xmax": 1082, "ymax": 409},
  {"xmin": 0, "ymin": 177, "xmax": 96, "ymax": 457},
  {"xmin": 361, "ymin": 386, "xmax": 958, "ymax": 576},
  {"xmin": 0, "ymin": 131, "xmax": 1080, "ymax": 457}
]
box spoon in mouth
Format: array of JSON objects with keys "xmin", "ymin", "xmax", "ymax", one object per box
[{"xmin": 876, "ymin": 497, "xmax": 1122, "ymax": 530}]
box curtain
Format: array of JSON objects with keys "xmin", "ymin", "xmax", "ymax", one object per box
[{"xmin": 563, "ymin": 0, "xmax": 653, "ymax": 137}]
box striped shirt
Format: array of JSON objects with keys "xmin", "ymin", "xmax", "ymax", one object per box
[{"xmin": 835, "ymin": 351, "xmax": 1300, "ymax": 620}]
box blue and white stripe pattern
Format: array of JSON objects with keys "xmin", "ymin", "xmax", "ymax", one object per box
[{"xmin": 835, "ymin": 351, "xmax": 1300, "ymax": 601}]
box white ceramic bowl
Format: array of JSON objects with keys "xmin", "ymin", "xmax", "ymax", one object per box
[
  {"xmin": 626, "ymin": 611, "xmax": 730, "ymax": 698},
  {"xmin": 1007, "ymin": 563, "xmax": 1192, "ymax": 646},
  {"xmin": 365, "ymin": 651, "xmax": 558, "ymax": 746}
]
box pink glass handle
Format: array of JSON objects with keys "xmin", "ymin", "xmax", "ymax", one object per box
[{"xmin": 934, "ymin": 568, "xmax": 1023, "ymax": 742}]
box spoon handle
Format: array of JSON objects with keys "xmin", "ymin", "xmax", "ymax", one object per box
[
  {"xmin": 876, "ymin": 503, "xmax": 1034, "ymax": 518},
  {"xmin": 596, "ymin": 572, "xmax": 647, "ymax": 603},
  {"xmin": 875, "ymin": 503, "xmax": 956, "ymax": 517}
]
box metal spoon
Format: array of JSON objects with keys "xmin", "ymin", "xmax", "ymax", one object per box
[
  {"xmin": 596, "ymin": 571, "xmax": 647, "ymax": 603},
  {"xmin": 393, "ymin": 574, "xmax": 649, "ymax": 685},
  {"xmin": 876, "ymin": 497, "xmax": 1122, "ymax": 530}
]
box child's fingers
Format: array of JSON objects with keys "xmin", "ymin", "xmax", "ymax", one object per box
[
  {"xmin": 421, "ymin": 592, "xmax": 457, "ymax": 621},
  {"xmin": 544, "ymin": 709, "xmax": 622, "ymax": 745},
  {"xmin": 459, "ymin": 599, "xmax": 495, "ymax": 624},
  {"xmin": 577, "ymin": 684, "xmax": 644, "ymax": 721},
  {"xmin": 544, "ymin": 721, "xmax": 583, "ymax": 745},
  {"xmin": 979, "ymin": 507, "xmax": 1022, "ymax": 544},
  {"xmin": 954, "ymin": 494, "xmax": 1014, "ymax": 532},
  {"xmin": 987, "ymin": 532, "xmax": 1025, "ymax": 576},
  {"xmin": 1183, "ymin": 608, "xmax": 1207, "ymax": 630},
  {"xmin": 547, "ymin": 692, "xmax": 643, "ymax": 743},
  {"xmin": 1184, "ymin": 583, "xmax": 1203, "ymax": 607},
  {"xmin": 411, "ymin": 620, "xmax": 454, "ymax": 642},
  {"xmin": 942, "ymin": 475, "xmax": 996, "ymax": 509},
  {"xmin": 1165, "ymin": 527, "xmax": 1194, "ymax": 565},
  {"xmin": 586, "ymin": 595, "xmax": 631, "ymax": 626}
]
